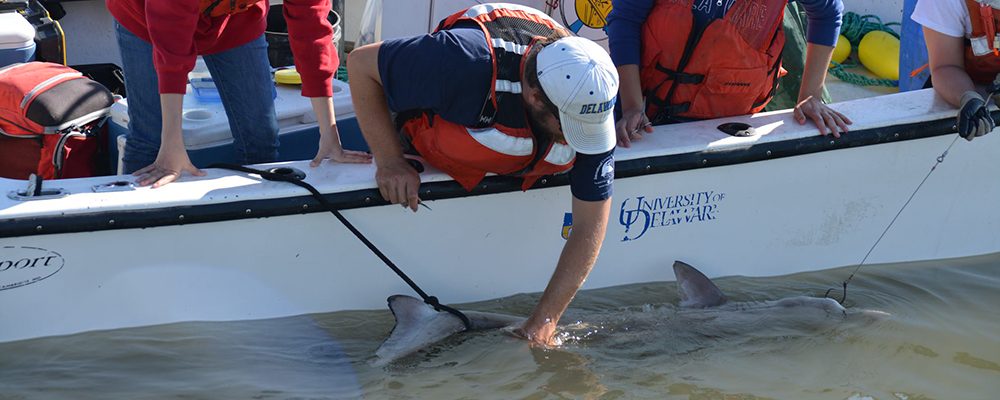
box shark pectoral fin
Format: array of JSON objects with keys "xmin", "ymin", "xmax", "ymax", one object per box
[
  {"xmin": 672, "ymin": 261, "xmax": 728, "ymax": 308},
  {"xmin": 374, "ymin": 295, "xmax": 468, "ymax": 365}
]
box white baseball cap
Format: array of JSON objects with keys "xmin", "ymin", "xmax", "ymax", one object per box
[{"xmin": 536, "ymin": 36, "xmax": 619, "ymax": 155}]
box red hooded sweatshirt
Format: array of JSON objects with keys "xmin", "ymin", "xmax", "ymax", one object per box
[{"xmin": 107, "ymin": 0, "xmax": 338, "ymax": 97}]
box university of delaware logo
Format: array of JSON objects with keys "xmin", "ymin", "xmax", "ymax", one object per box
[
  {"xmin": 561, "ymin": 213, "xmax": 573, "ymax": 240},
  {"xmin": 619, "ymin": 190, "xmax": 726, "ymax": 241}
]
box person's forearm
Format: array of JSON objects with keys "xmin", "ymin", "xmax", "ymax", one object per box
[
  {"xmin": 798, "ymin": 43, "xmax": 835, "ymax": 102},
  {"xmin": 159, "ymin": 93, "xmax": 185, "ymax": 150},
  {"xmin": 311, "ymin": 97, "xmax": 336, "ymax": 131},
  {"xmin": 347, "ymin": 45, "xmax": 404, "ymax": 165},
  {"xmin": 922, "ymin": 26, "xmax": 977, "ymax": 107},
  {"xmin": 524, "ymin": 199, "xmax": 610, "ymax": 337},
  {"xmin": 311, "ymin": 96, "xmax": 343, "ymax": 143},
  {"xmin": 535, "ymin": 223, "xmax": 603, "ymax": 317},
  {"xmin": 931, "ymin": 66, "xmax": 977, "ymax": 107},
  {"xmin": 617, "ymin": 64, "xmax": 644, "ymax": 112}
]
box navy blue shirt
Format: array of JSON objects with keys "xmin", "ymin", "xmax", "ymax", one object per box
[
  {"xmin": 378, "ymin": 24, "xmax": 614, "ymax": 201},
  {"xmin": 606, "ymin": 0, "xmax": 845, "ymax": 67}
]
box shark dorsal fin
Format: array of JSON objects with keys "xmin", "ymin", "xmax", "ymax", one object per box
[{"xmin": 673, "ymin": 261, "xmax": 728, "ymax": 308}]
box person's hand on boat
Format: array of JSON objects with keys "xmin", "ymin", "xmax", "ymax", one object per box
[
  {"xmin": 375, "ymin": 156, "xmax": 422, "ymax": 212},
  {"xmin": 616, "ymin": 106, "xmax": 653, "ymax": 148},
  {"xmin": 309, "ymin": 123, "xmax": 373, "ymax": 167},
  {"xmin": 793, "ymin": 95, "xmax": 852, "ymax": 138},
  {"xmin": 958, "ymin": 90, "xmax": 994, "ymax": 141},
  {"xmin": 309, "ymin": 97, "xmax": 373, "ymax": 167},
  {"xmin": 133, "ymin": 140, "xmax": 205, "ymax": 188}
]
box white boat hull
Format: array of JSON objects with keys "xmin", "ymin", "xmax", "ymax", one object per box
[{"xmin": 2, "ymin": 89, "xmax": 998, "ymax": 343}]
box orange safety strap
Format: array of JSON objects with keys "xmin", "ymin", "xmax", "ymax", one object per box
[
  {"xmin": 969, "ymin": 0, "xmax": 987, "ymax": 37},
  {"xmin": 983, "ymin": 4, "xmax": 999, "ymax": 55}
]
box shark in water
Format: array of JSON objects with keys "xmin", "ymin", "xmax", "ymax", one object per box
[{"xmin": 373, "ymin": 261, "xmax": 888, "ymax": 366}]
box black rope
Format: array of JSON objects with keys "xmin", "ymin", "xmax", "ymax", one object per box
[{"xmin": 210, "ymin": 163, "xmax": 472, "ymax": 330}]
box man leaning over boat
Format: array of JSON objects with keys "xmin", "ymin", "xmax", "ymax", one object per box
[
  {"xmin": 347, "ymin": 3, "xmax": 618, "ymax": 345},
  {"xmin": 913, "ymin": 0, "xmax": 1000, "ymax": 140}
]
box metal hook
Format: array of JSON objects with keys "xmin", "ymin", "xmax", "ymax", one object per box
[{"xmin": 822, "ymin": 281, "xmax": 848, "ymax": 305}]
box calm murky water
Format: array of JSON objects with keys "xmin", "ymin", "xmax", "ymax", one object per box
[{"xmin": 2, "ymin": 254, "xmax": 999, "ymax": 399}]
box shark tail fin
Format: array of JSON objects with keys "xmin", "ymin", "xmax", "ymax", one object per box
[
  {"xmin": 673, "ymin": 261, "xmax": 728, "ymax": 308},
  {"xmin": 374, "ymin": 295, "xmax": 466, "ymax": 365}
]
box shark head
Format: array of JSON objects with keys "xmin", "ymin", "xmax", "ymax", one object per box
[{"xmin": 373, "ymin": 295, "xmax": 523, "ymax": 366}]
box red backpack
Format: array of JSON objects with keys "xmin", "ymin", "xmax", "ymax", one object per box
[{"xmin": 0, "ymin": 62, "xmax": 115, "ymax": 179}]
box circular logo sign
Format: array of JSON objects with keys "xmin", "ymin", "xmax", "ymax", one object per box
[
  {"xmin": 0, "ymin": 246, "xmax": 65, "ymax": 291},
  {"xmin": 555, "ymin": 0, "xmax": 612, "ymax": 50},
  {"xmin": 574, "ymin": 0, "xmax": 613, "ymax": 29}
]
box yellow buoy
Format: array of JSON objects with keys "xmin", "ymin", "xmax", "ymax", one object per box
[
  {"xmin": 858, "ymin": 30, "xmax": 900, "ymax": 80},
  {"xmin": 274, "ymin": 68, "xmax": 302, "ymax": 85},
  {"xmin": 831, "ymin": 34, "xmax": 851, "ymax": 66}
]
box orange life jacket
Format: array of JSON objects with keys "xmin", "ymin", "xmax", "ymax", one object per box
[
  {"xmin": 964, "ymin": 0, "xmax": 1000, "ymax": 84},
  {"xmin": 199, "ymin": 0, "xmax": 261, "ymax": 17},
  {"xmin": 402, "ymin": 4, "xmax": 576, "ymax": 191},
  {"xmin": 639, "ymin": 0, "xmax": 787, "ymax": 123}
]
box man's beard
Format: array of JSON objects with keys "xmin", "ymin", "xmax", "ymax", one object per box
[{"xmin": 526, "ymin": 104, "xmax": 560, "ymax": 142}]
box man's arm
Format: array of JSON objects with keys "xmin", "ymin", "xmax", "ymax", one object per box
[
  {"xmin": 607, "ymin": 0, "xmax": 655, "ymax": 147},
  {"xmin": 517, "ymin": 196, "xmax": 611, "ymax": 345},
  {"xmin": 923, "ymin": 26, "xmax": 995, "ymax": 140},
  {"xmin": 794, "ymin": 42, "xmax": 852, "ymax": 137},
  {"xmin": 794, "ymin": 0, "xmax": 851, "ymax": 137},
  {"xmin": 346, "ymin": 44, "xmax": 421, "ymax": 211},
  {"xmin": 129, "ymin": 0, "xmax": 204, "ymax": 187},
  {"xmin": 923, "ymin": 26, "xmax": 976, "ymax": 107},
  {"xmin": 133, "ymin": 93, "xmax": 206, "ymax": 187},
  {"xmin": 308, "ymin": 97, "xmax": 373, "ymax": 166}
]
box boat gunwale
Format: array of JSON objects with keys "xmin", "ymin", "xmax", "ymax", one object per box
[{"xmin": 0, "ymin": 113, "xmax": 961, "ymax": 239}]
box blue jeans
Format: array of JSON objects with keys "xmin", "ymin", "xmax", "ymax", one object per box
[{"xmin": 115, "ymin": 23, "xmax": 280, "ymax": 173}]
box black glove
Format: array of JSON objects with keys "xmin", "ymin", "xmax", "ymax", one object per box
[{"xmin": 958, "ymin": 91, "xmax": 994, "ymax": 141}]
